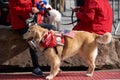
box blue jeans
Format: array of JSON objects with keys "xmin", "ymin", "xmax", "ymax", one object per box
[{"xmin": 40, "ymin": 23, "xmax": 56, "ymax": 30}]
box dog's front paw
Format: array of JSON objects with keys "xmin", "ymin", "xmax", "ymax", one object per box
[
  {"xmin": 86, "ymin": 73, "xmax": 93, "ymax": 77},
  {"xmin": 46, "ymin": 75, "xmax": 54, "ymax": 80}
]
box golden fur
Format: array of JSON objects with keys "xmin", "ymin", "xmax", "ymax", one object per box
[{"xmin": 23, "ymin": 25, "xmax": 112, "ymax": 80}]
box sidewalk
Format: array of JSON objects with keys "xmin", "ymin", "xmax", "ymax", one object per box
[{"xmin": 0, "ymin": 69, "xmax": 120, "ymax": 80}]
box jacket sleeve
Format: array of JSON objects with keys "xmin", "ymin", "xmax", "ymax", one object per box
[
  {"xmin": 13, "ymin": 7, "xmax": 32, "ymax": 15},
  {"xmin": 76, "ymin": 1, "xmax": 97, "ymax": 23},
  {"xmin": 8, "ymin": 1, "xmax": 32, "ymax": 15}
]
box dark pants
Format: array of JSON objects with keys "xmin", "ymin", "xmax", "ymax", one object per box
[{"xmin": 16, "ymin": 27, "xmax": 39, "ymax": 68}]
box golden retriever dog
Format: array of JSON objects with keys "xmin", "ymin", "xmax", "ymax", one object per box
[{"xmin": 23, "ymin": 25, "xmax": 112, "ymax": 80}]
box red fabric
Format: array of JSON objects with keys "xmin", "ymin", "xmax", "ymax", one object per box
[
  {"xmin": 41, "ymin": 32, "xmax": 57, "ymax": 48},
  {"xmin": 8, "ymin": 0, "xmax": 44, "ymax": 30},
  {"xmin": 73, "ymin": 0, "xmax": 113, "ymax": 35},
  {"xmin": 41, "ymin": 32, "xmax": 64, "ymax": 48}
]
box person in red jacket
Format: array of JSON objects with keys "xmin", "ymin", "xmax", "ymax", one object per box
[
  {"xmin": 73, "ymin": 0, "xmax": 113, "ymax": 35},
  {"xmin": 8, "ymin": 0, "xmax": 56, "ymax": 77}
]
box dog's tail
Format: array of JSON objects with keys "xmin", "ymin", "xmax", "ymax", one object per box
[{"xmin": 96, "ymin": 32, "xmax": 112, "ymax": 44}]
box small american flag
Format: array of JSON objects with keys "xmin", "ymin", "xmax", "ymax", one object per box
[{"xmin": 59, "ymin": 30, "xmax": 75, "ymax": 38}]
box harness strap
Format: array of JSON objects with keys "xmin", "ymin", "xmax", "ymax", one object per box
[
  {"xmin": 42, "ymin": 47, "xmax": 48, "ymax": 52},
  {"xmin": 54, "ymin": 47, "xmax": 58, "ymax": 54},
  {"xmin": 42, "ymin": 47, "xmax": 58, "ymax": 54}
]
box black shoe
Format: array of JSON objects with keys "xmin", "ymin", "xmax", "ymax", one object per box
[{"xmin": 32, "ymin": 67, "xmax": 44, "ymax": 77}]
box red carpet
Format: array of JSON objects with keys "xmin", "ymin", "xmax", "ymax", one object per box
[{"xmin": 0, "ymin": 70, "xmax": 120, "ymax": 80}]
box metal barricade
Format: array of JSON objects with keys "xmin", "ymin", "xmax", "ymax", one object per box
[{"xmin": 111, "ymin": 0, "xmax": 120, "ymax": 35}]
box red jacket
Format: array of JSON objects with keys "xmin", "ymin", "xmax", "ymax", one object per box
[
  {"xmin": 8, "ymin": 0, "xmax": 44, "ymax": 30},
  {"xmin": 73, "ymin": 0, "xmax": 113, "ymax": 35}
]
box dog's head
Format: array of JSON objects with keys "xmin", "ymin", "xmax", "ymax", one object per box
[{"xmin": 23, "ymin": 25, "xmax": 48, "ymax": 42}]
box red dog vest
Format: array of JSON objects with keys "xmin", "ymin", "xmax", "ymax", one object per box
[{"xmin": 41, "ymin": 32, "xmax": 64, "ymax": 48}]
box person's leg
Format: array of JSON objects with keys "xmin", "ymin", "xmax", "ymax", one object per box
[
  {"xmin": 29, "ymin": 47, "xmax": 43, "ymax": 76},
  {"xmin": 29, "ymin": 47, "xmax": 38, "ymax": 68},
  {"xmin": 40, "ymin": 23, "xmax": 57, "ymax": 30},
  {"xmin": 15, "ymin": 27, "xmax": 43, "ymax": 76}
]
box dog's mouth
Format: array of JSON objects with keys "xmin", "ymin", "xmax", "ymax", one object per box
[{"xmin": 25, "ymin": 37, "xmax": 33, "ymax": 41}]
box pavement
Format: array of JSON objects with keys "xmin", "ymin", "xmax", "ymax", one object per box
[{"xmin": 0, "ymin": 69, "xmax": 120, "ymax": 80}]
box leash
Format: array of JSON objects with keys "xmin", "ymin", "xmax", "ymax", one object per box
[
  {"xmin": 61, "ymin": 19, "xmax": 79, "ymax": 25},
  {"xmin": 71, "ymin": 7, "xmax": 76, "ymax": 26},
  {"xmin": 61, "ymin": 7, "xmax": 79, "ymax": 26},
  {"xmin": 62, "ymin": 0, "xmax": 85, "ymax": 26}
]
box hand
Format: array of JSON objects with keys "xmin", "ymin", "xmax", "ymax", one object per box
[{"xmin": 32, "ymin": 7, "xmax": 39, "ymax": 14}]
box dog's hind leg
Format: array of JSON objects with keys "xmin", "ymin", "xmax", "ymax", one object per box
[
  {"xmin": 85, "ymin": 47, "xmax": 98, "ymax": 77},
  {"xmin": 86, "ymin": 59, "xmax": 96, "ymax": 77}
]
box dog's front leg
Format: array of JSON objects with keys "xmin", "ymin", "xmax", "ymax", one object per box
[
  {"xmin": 46, "ymin": 54, "xmax": 61, "ymax": 80},
  {"xmin": 46, "ymin": 63, "xmax": 61, "ymax": 80}
]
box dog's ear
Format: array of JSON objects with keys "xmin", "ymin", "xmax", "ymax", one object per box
[
  {"xmin": 34, "ymin": 29, "xmax": 44, "ymax": 42},
  {"xmin": 33, "ymin": 26, "xmax": 49, "ymax": 41},
  {"xmin": 34, "ymin": 30, "xmax": 39, "ymax": 40}
]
